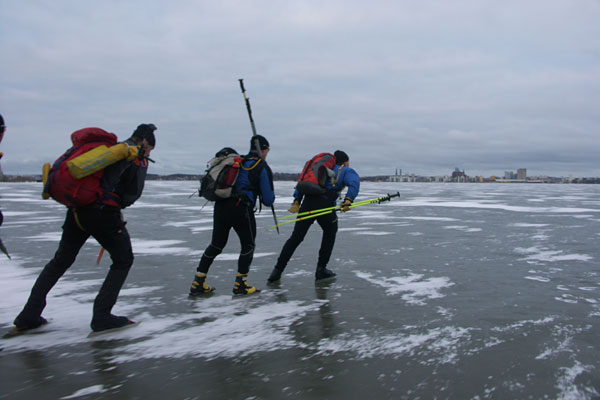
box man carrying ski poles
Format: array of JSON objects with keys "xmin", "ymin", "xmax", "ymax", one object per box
[
  {"xmin": 268, "ymin": 150, "xmax": 360, "ymax": 283},
  {"xmin": 190, "ymin": 134, "xmax": 275, "ymax": 296},
  {"xmin": 12, "ymin": 124, "xmax": 156, "ymax": 334}
]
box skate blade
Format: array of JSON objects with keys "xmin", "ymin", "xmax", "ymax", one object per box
[
  {"xmin": 231, "ymin": 288, "xmax": 261, "ymax": 298},
  {"xmin": 87, "ymin": 321, "xmax": 140, "ymax": 338},
  {"xmin": 188, "ymin": 290, "xmax": 216, "ymax": 299},
  {"xmin": 3, "ymin": 318, "xmax": 53, "ymax": 339},
  {"xmin": 315, "ymin": 276, "xmax": 337, "ymax": 285}
]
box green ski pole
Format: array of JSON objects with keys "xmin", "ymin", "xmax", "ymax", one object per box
[
  {"xmin": 278, "ymin": 192, "xmax": 401, "ymax": 220},
  {"xmin": 269, "ymin": 192, "xmax": 400, "ymax": 230}
]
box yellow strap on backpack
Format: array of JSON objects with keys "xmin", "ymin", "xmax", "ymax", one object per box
[
  {"xmin": 41, "ymin": 162, "xmax": 51, "ymax": 199},
  {"xmin": 67, "ymin": 143, "xmax": 139, "ymax": 179}
]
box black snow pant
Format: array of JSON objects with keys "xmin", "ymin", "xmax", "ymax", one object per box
[
  {"xmin": 197, "ymin": 197, "xmax": 256, "ymax": 275},
  {"xmin": 274, "ymin": 194, "xmax": 338, "ymax": 272},
  {"xmin": 15, "ymin": 207, "xmax": 134, "ymax": 326}
]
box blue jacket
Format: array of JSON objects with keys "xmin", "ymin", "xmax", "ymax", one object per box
[
  {"xmin": 236, "ymin": 151, "xmax": 275, "ymax": 207},
  {"xmin": 294, "ymin": 164, "xmax": 360, "ymax": 204}
]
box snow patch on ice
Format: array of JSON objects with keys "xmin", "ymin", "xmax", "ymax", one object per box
[
  {"xmin": 555, "ymin": 361, "xmax": 599, "ymax": 400},
  {"xmin": 1, "ymin": 211, "xmax": 48, "ymax": 217},
  {"xmin": 443, "ymin": 225, "xmax": 482, "ymax": 233},
  {"xmin": 400, "ymin": 216, "xmax": 459, "ymax": 222},
  {"xmin": 353, "ymin": 231, "xmax": 394, "ymax": 236},
  {"xmin": 201, "ymin": 252, "xmax": 277, "ymax": 261},
  {"xmin": 21, "ymin": 232, "xmax": 63, "ymax": 241},
  {"xmin": 338, "ymin": 227, "xmax": 371, "ymax": 232},
  {"xmin": 354, "ymin": 271, "xmax": 454, "ymax": 305},
  {"xmin": 163, "ymin": 218, "xmax": 213, "ymax": 227},
  {"xmin": 525, "ymin": 276, "xmax": 551, "ymax": 283},
  {"xmin": 395, "ymin": 199, "xmax": 600, "ymax": 214},
  {"xmin": 112, "ymin": 295, "xmax": 324, "ymax": 362},
  {"xmin": 511, "ymin": 223, "xmax": 550, "ymax": 227},
  {"xmin": 515, "ymin": 247, "xmax": 592, "ymax": 262},
  {"xmin": 131, "ymin": 239, "xmax": 191, "ymax": 255},
  {"xmin": 491, "ymin": 317, "xmax": 556, "ymax": 333},
  {"xmin": 60, "ymin": 385, "xmax": 109, "ymax": 399},
  {"xmin": 316, "ymin": 326, "xmax": 470, "ymax": 365}
]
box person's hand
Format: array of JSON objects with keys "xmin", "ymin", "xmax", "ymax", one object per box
[
  {"xmin": 288, "ymin": 200, "xmax": 301, "ymax": 213},
  {"xmin": 340, "ymin": 198, "xmax": 352, "ymax": 212}
]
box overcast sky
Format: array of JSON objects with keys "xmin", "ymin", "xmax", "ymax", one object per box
[{"xmin": 1, "ymin": 0, "xmax": 599, "ymax": 177}]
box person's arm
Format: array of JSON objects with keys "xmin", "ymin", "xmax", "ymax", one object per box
[
  {"xmin": 118, "ymin": 161, "xmax": 148, "ymax": 208},
  {"xmin": 342, "ymin": 168, "xmax": 360, "ymax": 201},
  {"xmin": 293, "ymin": 188, "xmax": 303, "ymax": 203},
  {"xmin": 258, "ymin": 166, "xmax": 275, "ymax": 207}
]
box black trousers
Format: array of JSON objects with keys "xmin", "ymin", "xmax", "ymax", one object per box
[
  {"xmin": 274, "ymin": 194, "xmax": 338, "ymax": 271},
  {"xmin": 15, "ymin": 207, "xmax": 133, "ymax": 325},
  {"xmin": 197, "ymin": 198, "xmax": 256, "ymax": 275}
]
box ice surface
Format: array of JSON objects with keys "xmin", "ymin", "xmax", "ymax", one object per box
[{"xmin": 1, "ymin": 181, "xmax": 599, "ymax": 399}]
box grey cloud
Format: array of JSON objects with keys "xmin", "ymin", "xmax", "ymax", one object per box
[{"xmin": 1, "ymin": 0, "xmax": 599, "ymax": 178}]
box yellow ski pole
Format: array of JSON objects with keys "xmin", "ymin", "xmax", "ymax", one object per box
[
  {"xmin": 269, "ymin": 209, "xmax": 335, "ymax": 230},
  {"xmin": 269, "ymin": 192, "xmax": 400, "ymax": 230},
  {"xmin": 277, "ymin": 197, "xmax": 382, "ymax": 221}
]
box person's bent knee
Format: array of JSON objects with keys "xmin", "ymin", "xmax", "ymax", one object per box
[
  {"xmin": 111, "ymin": 252, "xmax": 134, "ymax": 271},
  {"xmin": 241, "ymin": 243, "xmax": 255, "ymax": 256}
]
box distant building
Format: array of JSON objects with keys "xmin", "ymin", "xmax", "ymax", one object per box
[
  {"xmin": 389, "ymin": 168, "xmax": 402, "ymax": 182},
  {"xmin": 517, "ymin": 168, "xmax": 527, "ymax": 180},
  {"xmin": 451, "ymin": 167, "xmax": 467, "ymax": 182}
]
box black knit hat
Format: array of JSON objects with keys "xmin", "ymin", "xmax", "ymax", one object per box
[
  {"xmin": 0, "ymin": 114, "xmax": 5, "ymax": 134},
  {"xmin": 216, "ymin": 147, "xmax": 238, "ymax": 157},
  {"xmin": 334, "ymin": 150, "xmax": 349, "ymax": 165},
  {"xmin": 132, "ymin": 123, "xmax": 156, "ymax": 146},
  {"xmin": 251, "ymin": 135, "xmax": 270, "ymax": 150}
]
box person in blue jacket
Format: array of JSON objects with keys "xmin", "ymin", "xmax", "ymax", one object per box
[
  {"xmin": 268, "ymin": 150, "xmax": 360, "ymax": 283},
  {"xmin": 190, "ymin": 135, "xmax": 275, "ymax": 295}
]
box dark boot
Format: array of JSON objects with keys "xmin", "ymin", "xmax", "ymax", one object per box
[
  {"xmin": 233, "ymin": 273, "xmax": 260, "ymax": 295},
  {"xmin": 190, "ymin": 272, "xmax": 214, "ymax": 295},
  {"xmin": 315, "ymin": 266, "xmax": 336, "ymax": 281},
  {"xmin": 13, "ymin": 316, "xmax": 48, "ymax": 331},
  {"xmin": 92, "ymin": 268, "xmax": 129, "ymax": 322},
  {"xmin": 91, "ymin": 314, "xmax": 134, "ymax": 332},
  {"xmin": 267, "ymin": 267, "xmax": 283, "ymax": 284}
]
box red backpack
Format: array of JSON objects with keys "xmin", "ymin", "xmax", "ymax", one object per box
[
  {"xmin": 296, "ymin": 153, "xmax": 337, "ymax": 195},
  {"xmin": 44, "ymin": 128, "xmax": 120, "ymax": 208}
]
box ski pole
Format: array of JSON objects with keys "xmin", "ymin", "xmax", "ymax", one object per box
[
  {"xmin": 239, "ymin": 79, "xmax": 280, "ymax": 234},
  {"xmin": 277, "ymin": 197, "xmax": 380, "ymax": 221},
  {"xmin": 239, "ymin": 79, "xmax": 258, "ymax": 136},
  {"xmin": 270, "ymin": 209, "xmax": 334, "ymax": 229},
  {"xmin": 278, "ymin": 192, "xmax": 401, "ymax": 220},
  {"xmin": 269, "ymin": 192, "xmax": 400, "ymax": 230}
]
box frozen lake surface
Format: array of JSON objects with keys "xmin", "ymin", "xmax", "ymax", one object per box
[{"xmin": 1, "ymin": 181, "xmax": 599, "ymax": 399}]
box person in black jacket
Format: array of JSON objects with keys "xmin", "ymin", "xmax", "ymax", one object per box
[
  {"xmin": 190, "ymin": 135, "xmax": 275, "ymax": 296},
  {"xmin": 12, "ymin": 124, "xmax": 156, "ymax": 333}
]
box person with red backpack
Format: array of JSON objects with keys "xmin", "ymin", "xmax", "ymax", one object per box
[
  {"xmin": 12, "ymin": 124, "xmax": 156, "ymax": 334},
  {"xmin": 189, "ymin": 134, "xmax": 275, "ymax": 296},
  {"xmin": 268, "ymin": 150, "xmax": 360, "ymax": 283}
]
